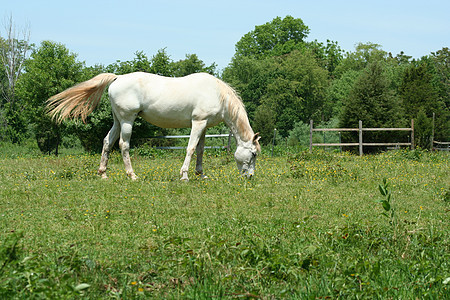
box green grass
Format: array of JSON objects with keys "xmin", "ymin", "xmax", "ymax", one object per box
[{"xmin": 0, "ymin": 145, "xmax": 449, "ymax": 299}]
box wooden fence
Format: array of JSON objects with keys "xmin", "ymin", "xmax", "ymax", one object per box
[
  {"xmin": 148, "ymin": 133, "xmax": 233, "ymax": 151},
  {"xmin": 432, "ymin": 140, "xmax": 450, "ymax": 151},
  {"xmin": 309, "ymin": 120, "xmax": 415, "ymax": 156}
]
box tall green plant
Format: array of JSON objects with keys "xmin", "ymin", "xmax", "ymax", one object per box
[{"xmin": 376, "ymin": 179, "xmax": 398, "ymax": 236}]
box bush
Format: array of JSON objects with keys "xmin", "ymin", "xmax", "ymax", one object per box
[{"xmin": 287, "ymin": 121, "xmax": 310, "ymax": 147}]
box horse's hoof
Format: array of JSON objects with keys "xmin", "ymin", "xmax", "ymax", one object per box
[
  {"xmin": 180, "ymin": 171, "xmax": 189, "ymax": 181},
  {"xmin": 195, "ymin": 172, "xmax": 208, "ymax": 179},
  {"xmin": 128, "ymin": 173, "xmax": 138, "ymax": 180}
]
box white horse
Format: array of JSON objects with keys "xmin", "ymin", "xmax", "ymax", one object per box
[{"xmin": 47, "ymin": 72, "xmax": 260, "ymax": 180}]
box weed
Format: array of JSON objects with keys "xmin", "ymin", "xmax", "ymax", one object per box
[{"xmin": 376, "ymin": 178, "xmax": 397, "ymax": 228}]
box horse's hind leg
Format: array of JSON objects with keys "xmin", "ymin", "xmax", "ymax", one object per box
[
  {"xmin": 119, "ymin": 119, "xmax": 137, "ymax": 180},
  {"xmin": 98, "ymin": 114, "xmax": 120, "ymax": 179}
]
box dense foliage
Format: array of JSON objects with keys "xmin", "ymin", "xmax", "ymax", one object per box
[{"xmin": 1, "ymin": 15, "xmax": 448, "ymax": 152}]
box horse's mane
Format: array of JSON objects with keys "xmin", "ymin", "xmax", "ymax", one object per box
[{"xmin": 216, "ymin": 79, "xmax": 254, "ymax": 142}]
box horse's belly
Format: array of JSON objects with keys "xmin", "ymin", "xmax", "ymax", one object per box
[{"xmin": 140, "ymin": 112, "xmax": 192, "ymax": 128}]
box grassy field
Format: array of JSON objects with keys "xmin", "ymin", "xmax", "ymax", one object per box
[{"xmin": 0, "ymin": 144, "xmax": 449, "ymax": 299}]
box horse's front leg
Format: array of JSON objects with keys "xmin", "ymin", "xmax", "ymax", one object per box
[
  {"xmin": 180, "ymin": 120, "xmax": 207, "ymax": 181},
  {"xmin": 195, "ymin": 132, "xmax": 208, "ymax": 179}
]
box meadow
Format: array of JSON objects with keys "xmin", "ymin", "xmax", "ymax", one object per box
[{"xmin": 0, "ymin": 143, "xmax": 449, "ymax": 299}]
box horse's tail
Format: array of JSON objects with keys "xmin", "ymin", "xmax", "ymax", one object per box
[{"xmin": 46, "ymin": 73, "xmax": 118, "ymax": 123}]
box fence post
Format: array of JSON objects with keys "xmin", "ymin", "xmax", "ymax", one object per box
[
  {"xmin": 410, "ymin": 119, "xmax": 415, "ymax": 150},
  {"xmin": 272, "ymin": 128, "xmax": 277, "ymax": 157},
  {"xmin": 227, "ymin": 131, "xmax": 232, "ymax": 153},
  {"xmin": 309, "ymin": 120, "xmax": 313, "ymax": 153},
  {"xmin": 431, "ymin": 113, "xmax": 435, "ymax": 150},
  {"xmin": 359, "ymin": 120, "xmax": 363, "ymax": 156}
]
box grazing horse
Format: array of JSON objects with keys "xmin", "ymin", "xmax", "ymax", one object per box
[{"xmin": 47, "ymin": 72, "xmax": 260, "ymax": 180}]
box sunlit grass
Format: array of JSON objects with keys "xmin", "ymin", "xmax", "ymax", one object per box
[{"xmin": 0, "ymin": 146, "xmax": 448, "ymax": 298}]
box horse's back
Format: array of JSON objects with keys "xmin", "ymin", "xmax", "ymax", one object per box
[
  {"xmin": 109, "ymin": 72, "xmax": 219, "ymax": 102},
  {"xmin": 108, "ymin": 72, "xmax": 224, "ymax": 128}
]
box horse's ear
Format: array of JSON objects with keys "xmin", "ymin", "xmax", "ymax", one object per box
[{"xmin": 253, "ymin": 133, "xmax": 261, "ymax": 143}]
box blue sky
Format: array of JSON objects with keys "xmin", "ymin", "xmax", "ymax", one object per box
[{"xmin": 3, "ymin": 0, "xmax": 449, "ymax": 71}]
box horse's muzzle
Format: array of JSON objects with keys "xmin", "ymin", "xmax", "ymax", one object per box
[{"xmin": 242, "ymin": 170, "xmax": 254, "ymax": 179}]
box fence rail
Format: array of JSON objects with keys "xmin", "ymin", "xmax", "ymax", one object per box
[
  {"xmin": 309, "ymin": 120, "xmax": 415, "ymax": 156},
  {"xmin": 433, "ymin": 140, "xmax": 450, "ymax": 151},
  {"xmin": 147, "ymin": 133, "xmax": 233, "ymax": 150}
]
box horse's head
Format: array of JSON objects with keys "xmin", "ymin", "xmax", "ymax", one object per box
[{"xmin": 234, "ymin": 133, "xmax": 261, "ymax": 178}]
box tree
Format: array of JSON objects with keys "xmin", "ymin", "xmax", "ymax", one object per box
[
  {"xmin": 224, "ymin": 16, "xmax": 333, "ymax": 143},
  {"xmin": 309, "ymin": 39, "xmax": 344, "ymax": 77},
  {"xmin": 132, "ymin": 51, "xmax": 151, "ymax": 73},
  {"xmin": 16, "ymin": 41, "xmax": 83, "ymax": 154},
  {"xmin": 430, "ymin": 48, "xmax": 449, "ymax": 107},
  {"xmin": 171, "ymin": 54, "xmax": 217, "ymax": 77},
  {"xmin": 239, "ymin": 49, "xmax": 329, "ymax": 142},
  {"xmin": 414, "ymin": 108, "xmax": 433, "ymax": 148},
  {"xmin": 400, "ymin": 63, "xmax": 438, "ymax": 117},
  {"xmin": 261, "ymin": 50, "xmax": 328, "ymax": 135},
  {"xmin": 325, "ymin": 70, "xmax": 360, "ymax": 119},
  {"xmin": 428, "ymin": 48, "xmax": 450, "ymax": 143},
  {"xmin": 339, "ymin": 61, "xmax": 405, "ymax": 150},
  {"xmin": 106, "ymin": 48, "xmax": 171, "ymax": 76},
  {"xmin": 0, "ymin": 16, "xmax": 30, "ymax": 143},
  {"xmin": 149, "ymin": 48, "xmax": 172, "ymax": 76},
  {"xmin": 234, "ymin": 15, "xmax": 310, "ymax": 59},
  {"xmin": 334, "ymin": 42, "xmax": 387, "ymax": 78},
  {"xmin": 399, "ymin": 62, "xmax": 444, "ymax": 148}
]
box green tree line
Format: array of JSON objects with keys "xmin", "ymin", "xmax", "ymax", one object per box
[{"xmin": 1, "ymin": 16, "xmax": 448, "ymax": 153}]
